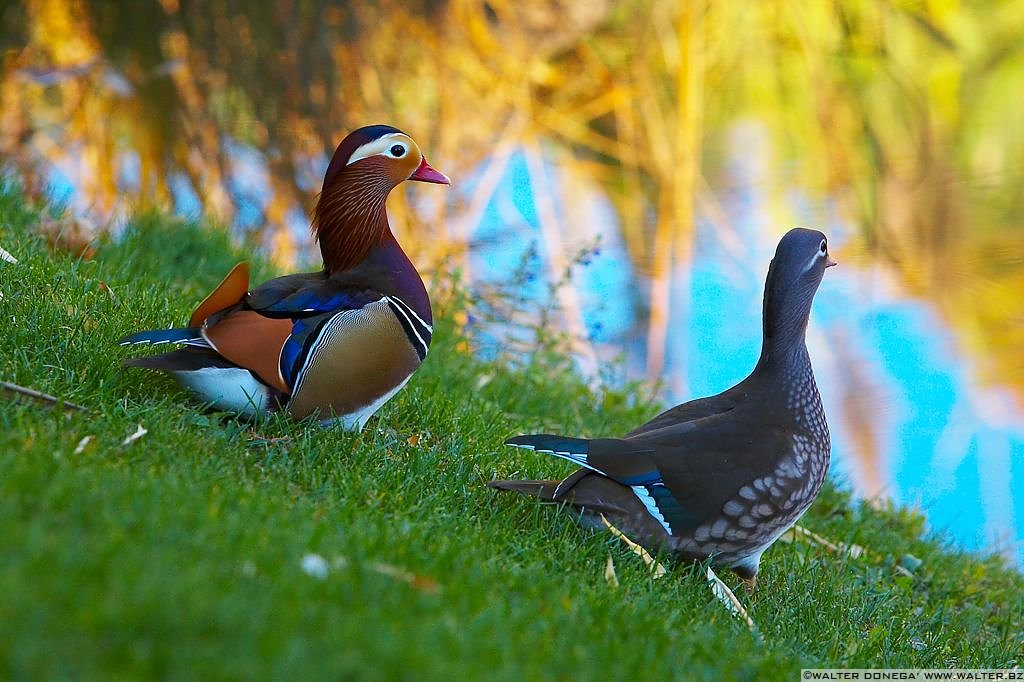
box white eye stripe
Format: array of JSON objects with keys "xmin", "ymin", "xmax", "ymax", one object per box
[
  {"xmin": 800, "ymin": 247, "xmax": 827, "ymax": 274},
  {"xmin": 346, "ymin": 133, "xmax": 419, "ymax": 166}
]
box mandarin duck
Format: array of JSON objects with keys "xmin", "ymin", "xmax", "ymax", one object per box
[
  {"xmin": 490, "ymin": 228, "xmax": 836, "ymax": 589},
  {"xmin": 119, "ymin": 125, "xmax": 449, "ymax": 429}
]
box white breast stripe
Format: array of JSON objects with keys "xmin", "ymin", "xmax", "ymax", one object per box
[
  {"xmin": 387, "ymin": 295, "xmax": 433, "ymax": 332},
  {"xmin": 385, "ymin": 296, "xmax": 429, "ymax": 358},
  {"xmin": 631, "ymin": 485, "xmax": 673, "ymax": 535}
]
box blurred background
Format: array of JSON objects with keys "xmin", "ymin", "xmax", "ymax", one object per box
[{"xmin": 1, "ymin": 0, "xmax": 1022, "ymax": 566}]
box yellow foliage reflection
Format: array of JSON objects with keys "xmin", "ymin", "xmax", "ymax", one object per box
[{"xmin": 2, "ymin": 0, "xmax": 1023, "ymax": 400}]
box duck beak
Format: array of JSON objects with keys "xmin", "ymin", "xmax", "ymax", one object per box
[
  {"xmin": 825, "ymin": 256, "xmax": 838, "ymax": 268},
  {"xmin": 409, "ymin": 157, "xmax": 450, "ymax": 185}
]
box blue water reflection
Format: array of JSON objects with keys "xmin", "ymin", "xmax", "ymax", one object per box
[{"xmin": 467, "ymin": 147, "xmax": 1024, "ymax": 568}]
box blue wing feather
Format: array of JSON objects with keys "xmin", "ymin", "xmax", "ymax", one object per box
[
  {"xmin": 278, "ymin": 316, "xmax": 327, "ymax": 390},
  {"xmin": 245, "ymin": 275, "xmax": 386, "ymax": 386},
  {"xmin": 646, "ymin": 483, "xmax": 697, "ymax": 532},
  {"xmin": 253, "ymin": 286, "xmax": 379, "ymax": 318}
]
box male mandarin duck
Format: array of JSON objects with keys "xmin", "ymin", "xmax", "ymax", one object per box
[
  {"xmin": 119, "ymin": 125, "xmax": 450, "ymax": 429},
  {"xmin": 491, "ymin": 228, "xmax": 836, "ymax": 589}
]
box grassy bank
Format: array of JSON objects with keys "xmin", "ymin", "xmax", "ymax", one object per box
[{"xmin": 1, "ymin": 186, "xmax": 1021, "ymax": 679}]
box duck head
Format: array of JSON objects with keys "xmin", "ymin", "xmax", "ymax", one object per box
[
  {"xmin": 314, "ymin": 125, "xmax": 450, "ymax": 272},
  {"xmin": 760, "ymin": 227, "xmax": 836, "ymax": 359}
]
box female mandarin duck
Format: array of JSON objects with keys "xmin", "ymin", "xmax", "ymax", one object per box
[
  {"xmin": 119, "ymin": 125, "xmax": 449, "ymax": 429},
  {"xmin": 491, "ymin": 228, "xmax": 836, "ymax": 589}
]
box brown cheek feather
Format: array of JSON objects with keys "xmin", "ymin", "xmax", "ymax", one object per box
[
  {"xmin": 204, "ymin": 310, "xmax": 294, "ymax": 394},
  {"xmin": 313, "ymin": 157, "xmax": 393, "ymax": 273},
  {"xmin": 395, "ymin": 150, "xmax": 421, "ymax": 182}
]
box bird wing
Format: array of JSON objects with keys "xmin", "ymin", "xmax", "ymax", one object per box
[
  {"xmin": 243, "ymin": 271, "xmax": 383, "ymax": 318},
  {"xmin": 615, "ymin": 418, "xmax": 796, "ymax": 535},
  {"xmin": 505, "ymin": 433, "xmax": 686, "ymax": 531},
  {"xmin": 189, "ymin": 262, "xmax": 250, "ymax": 326},
  {"xmin": 200, "ymin": 310, "xmax": 295, "ymax": 393},
  {"xmin": 203, "ymin": 273, "xmax": 390, "ymax": 395},
  {"xmin": 507, "ymin": 414, "xmax": 795, "ymax": 536},
  {"xmin": 624, "ymin": 382, "xmax": 747, "ymax": 437}
]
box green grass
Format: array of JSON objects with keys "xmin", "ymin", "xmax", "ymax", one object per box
[{"xmin": 1, "ymin": 184, "xmax": 1021, "ymax": 679}]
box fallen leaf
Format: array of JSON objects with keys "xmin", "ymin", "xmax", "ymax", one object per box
[
  {"xmin": 604, "ymin": 554, "xmax": 619, "ymax": 587},
  {"xmin": 406, "ymin": 433, "xmax": 421, "ymax": 446},
  {"xmin": 706, "ymin": 566, "xmax": 757, "ymax": 631},
  {"xmin": 73, "ymin": 435, "xmax": 93, "ymax": 454},
  {"xmin": 785, "ymin": 524, "xmax": 867, "ymax": 560},
  {"xmin": 98, "ymin": 281, "xmax": 118, "ymax": 301},
  {"xmin": 122, "ymin": 424, "xmax": 148, "ymax": 445},
  {"xmin": 600, "ymin": 514, "xmax": 667, "ymax": 579},
  {"xmin": 246, "ymin": 434, "xmax": 292, "ymax": 447},
  {"xmin": 368, "ymin": 562, "xmax": 440, "ymax": 594}
]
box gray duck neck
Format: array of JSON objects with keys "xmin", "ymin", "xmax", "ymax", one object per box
[{"xmin": 749, "ymin": 280, "xmax": 825, "ymax": 427}]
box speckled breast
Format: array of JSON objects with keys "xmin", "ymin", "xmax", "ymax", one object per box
[{"xmin": 676, "ymin": 369, "xmax": 831, "ymax": 567}]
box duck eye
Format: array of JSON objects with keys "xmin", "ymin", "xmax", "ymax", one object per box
[
  {"xmin": 819, "ymin": 240, "xmax": 827, "ymax": 254},
  {"xmin": 390, "ymin": 144, "xmax": 406, "ymax": 157}
]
